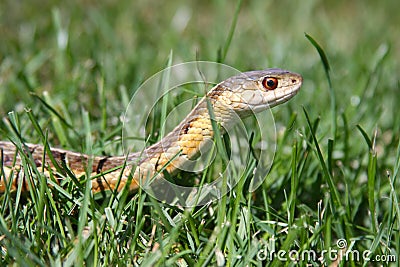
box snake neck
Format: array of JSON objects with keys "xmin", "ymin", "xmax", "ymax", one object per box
[{"xmin": 132, "ymin": 92, "xmax": 236, "ymax": 175}]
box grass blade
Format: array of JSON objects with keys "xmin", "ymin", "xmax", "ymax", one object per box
[{"xmin": 305, "ymin": 33, "xmax": 337, "ymax": 138}]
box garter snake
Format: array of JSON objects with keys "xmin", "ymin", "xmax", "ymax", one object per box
[{"xmin": 0, "ymin": 68, "xmax": 302, "ymax": 194}]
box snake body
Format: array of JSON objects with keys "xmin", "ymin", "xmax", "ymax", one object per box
[{"xmin": 0, "ymin": 69, "xmax": 302, "ymax": 194}]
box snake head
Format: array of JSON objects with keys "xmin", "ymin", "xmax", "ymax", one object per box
[{"xmin": 211, "ymin": 68, "xmax": 303, "ymax": 117}]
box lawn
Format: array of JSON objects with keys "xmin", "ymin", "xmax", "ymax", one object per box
[{"xmin": 0, "ymin": 0, "xmax": 399, "ymax": 266}]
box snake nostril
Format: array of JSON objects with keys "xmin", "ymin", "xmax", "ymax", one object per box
[{"xmin": 291, "ymin": 79, "xmax": 297, "ymax": 83}]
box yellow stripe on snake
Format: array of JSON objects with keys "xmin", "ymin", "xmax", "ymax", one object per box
[{"xmin": 0, "ymin": 69, "xmax": 302, "ymax": 194}]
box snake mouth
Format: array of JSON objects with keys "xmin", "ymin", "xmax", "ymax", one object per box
[{"xmin": 250, "ymin": 84, "xmax": 302, "ymax": 112}]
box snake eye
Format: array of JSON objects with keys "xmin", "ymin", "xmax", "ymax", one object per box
[{"xmin": 262, "ymin": 77, "xmax": 278, "ymax": 90}]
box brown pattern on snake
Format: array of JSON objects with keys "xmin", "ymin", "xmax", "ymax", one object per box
[{"xmin": 0, "ymin": 69, "xmax": 302, "ymax": 194}]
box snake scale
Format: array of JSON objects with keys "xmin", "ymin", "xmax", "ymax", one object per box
[{"xmin": 0, "ymin": 68, "xmax": 302, "ymax": 194}]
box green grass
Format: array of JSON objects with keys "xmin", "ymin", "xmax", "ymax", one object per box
[{"xmin": 1, "ymin": 0, "xmax": 399, "ymax": 266}]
